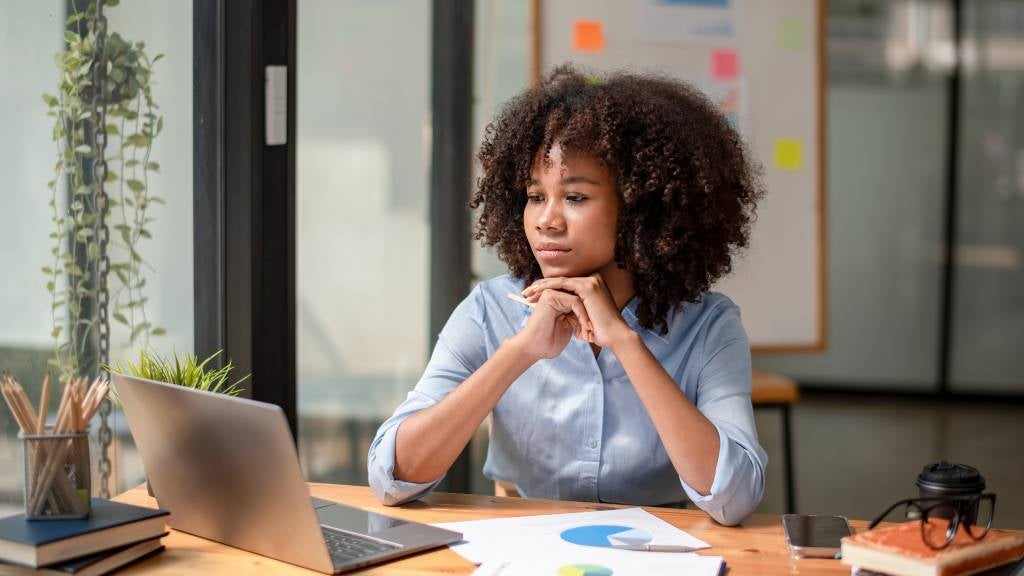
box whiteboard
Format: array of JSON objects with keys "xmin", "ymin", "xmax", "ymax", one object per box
[{"xmin": 534, "ymin": 0, "xmax": 825, "ymax": 351}]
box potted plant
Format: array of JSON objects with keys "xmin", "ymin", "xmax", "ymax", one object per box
[
  {"xmin": 106, "ymin": 348, "xmax": 249, "ymax": 495},
  {"xmin": 107, "ymin": 349, "xmax": 248, "ymax": 397}
]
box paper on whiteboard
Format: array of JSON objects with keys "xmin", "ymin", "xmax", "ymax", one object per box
[
  {"xmin": 635, "ymin": 0, "xmax": 741, "ymax": 46},
  {"xmin": 698, "ymin": 77, "xmax": 751, "ymax": 141}
]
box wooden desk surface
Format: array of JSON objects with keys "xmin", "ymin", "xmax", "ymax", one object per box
[{"xmin": 115, "ymin": 483, "xmax": 859, "ymax": 575}]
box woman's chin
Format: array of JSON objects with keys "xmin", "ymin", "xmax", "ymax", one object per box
[{"xmin": 540, "ymin": 265, "xmax": 588, "ymax": 278}]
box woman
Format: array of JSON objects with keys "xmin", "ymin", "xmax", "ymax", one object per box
[{"xmin": 368, "ymin": 65, "xmax": 767, "ymax": 526}]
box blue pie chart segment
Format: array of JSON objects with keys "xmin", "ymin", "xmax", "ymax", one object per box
[{"xmin": 559, "ymin": 525, "xmax": 652, "ymax": 548}]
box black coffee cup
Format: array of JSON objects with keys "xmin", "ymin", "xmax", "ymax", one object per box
[{"xmin": 916, "ymin": 461, "xmax": 986, "ymax": 523}]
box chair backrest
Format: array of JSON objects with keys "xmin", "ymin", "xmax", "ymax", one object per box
[{"xmin": 751, "ymin": 370, "xmax": 799, "ymax": 406}]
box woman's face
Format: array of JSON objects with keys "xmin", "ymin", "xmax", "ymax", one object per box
[{"xmin": 524, "ymin": 144, "xmax": 619, "ymax": 278}]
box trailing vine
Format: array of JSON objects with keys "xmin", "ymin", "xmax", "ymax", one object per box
[{"xmin": 43, "ymin": 0, "xmax": 164, "ymax": 381}]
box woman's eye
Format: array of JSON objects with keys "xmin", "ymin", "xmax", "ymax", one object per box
[
  {"xmin": 526, "ymin": 194, "xmax": 543, "ymax": 203},
  {"xmin": 566, "ymin": 193, "xmax": 587, "ymax": 203}
]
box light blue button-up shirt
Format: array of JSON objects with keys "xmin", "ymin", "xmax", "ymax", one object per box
[{"xmin": 368, "ymin": 275, "xmax": 766, "ymax": 525}]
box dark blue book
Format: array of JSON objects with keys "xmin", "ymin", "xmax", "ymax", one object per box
[
  {"xmin": 0, "ymin": 499, "xmax": 168, "ymax": 568},
  {"xmin": 0, "ymin": 535, "xmax": 165, "ymax": 576}
]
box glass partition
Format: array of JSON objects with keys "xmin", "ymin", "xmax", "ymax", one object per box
[
  {"xmin": 0, "ymin": 1, "xmax": 193, "ymax": 513},
  {"xmin": 0, "ymin": 1, "xmax": 65, "ymax": 517},
  {"xmin": 296, "ymin": 0, "xmax": 432, "ymax": 484},
  {"xmin": 949, "ymin": 0, "xmax": 1024, "ymax": 393},
  {"xmin": 754, "ymin": 0, "xmax": 953, "ymax": 389}
]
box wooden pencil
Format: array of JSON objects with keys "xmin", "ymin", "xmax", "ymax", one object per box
[
  {"xmin": 29, "ymin": 377, "xmax": 81, "ymax": 515},
  {"xmin": 37, "ymin": 374, "xmax": 50, "ymax": 435},
  {"xmin": 506, "ymin": 292, "xmax": 536, "ymax": 308},
  {"xmin": 13, "ymin": 383, "xmax": 38, "ymax": 434},
  {"xmin": 2, "ymin": 379, "xmax": 34, "ymax": 434}
]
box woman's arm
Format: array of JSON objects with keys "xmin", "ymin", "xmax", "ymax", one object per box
[
  {"xmin": 523, "ymin": 275, "xmax": 720, "ymax": 492},
  {"xmin": 393, "ymin": 337, "xmax": 534, "ymax": 483},
  {"xmin": 522, "ymin": 276, "xmax": 766, "ymax": 522},
  {"xmin": 393, "ymin": 288, "xmax": 593, "ymax": 484},
  {"xmin": 609, "ymin": 332, "xmax": 720, "ymax": 493}
]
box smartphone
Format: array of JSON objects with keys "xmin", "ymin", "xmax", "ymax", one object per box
[{"xmin": 782, "ymin": 514, "xmax": 853, "ymax": 559}]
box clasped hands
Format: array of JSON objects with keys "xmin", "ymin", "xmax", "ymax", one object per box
[{"xmin": 511, "ymin": 273, "xmax": 635, "ymax": 360}]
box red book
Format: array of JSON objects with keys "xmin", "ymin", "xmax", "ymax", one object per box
[{"xmin": 842, "ymin": 520, "xmax": 1024, "ymax": 576}]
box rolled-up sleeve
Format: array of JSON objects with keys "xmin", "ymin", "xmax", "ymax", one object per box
[
  {"xmin": 678, "ymin": 304, "xmax": 767, "ymax": 525},
  {"xmin": 368, "ymin": 285, "xmax": 489, "ymax": 505}
]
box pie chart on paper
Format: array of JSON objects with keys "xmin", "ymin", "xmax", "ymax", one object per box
[
  {"xmin": 557, "ymin": 564, "xmax": 614, "ymax": 576},
  {"xmin": 559, "ymin": 525, "xmax": 653, "ymax": 548}
]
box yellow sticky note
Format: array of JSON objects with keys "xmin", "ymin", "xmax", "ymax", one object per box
[
  {"xmin": 573, "ymin": 20, "xmax": 605, "ymax": 53},
  {"xmin": 777, "ymin": 19, "xmax": 806, "ymax": 50},
  {"xmin": 774, "ymin": 138, "xmax": 803, "ymax": 171}
]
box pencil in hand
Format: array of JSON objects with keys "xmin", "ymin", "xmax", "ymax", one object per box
[{"xmin": 506, "ymin": 292, "xmax": 536, "ymax": 308}]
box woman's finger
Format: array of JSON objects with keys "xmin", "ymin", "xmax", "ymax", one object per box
[
  {"xmin": 565, "ymin": 315, "xmax": 583, "ymax": 340},
  {"xmin": 563, "ymin": 292, "xmax": 592, "ymax": 339},
  {"xmin": 524, "ymin": 277, "xmax": 584, "ymax": 298},
  {"xmin": 540, "ymin": 289, "xmax": 592, "ymax": 338}
]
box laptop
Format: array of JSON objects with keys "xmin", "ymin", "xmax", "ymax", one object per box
[{"xmin": 111, "ymin": 373, "xmax": 462, "ymax": 574}]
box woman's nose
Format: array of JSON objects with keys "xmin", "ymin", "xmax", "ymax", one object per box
[{"xmin": 536, "ymin": 200, "xmax": 565, "ymax": 231}]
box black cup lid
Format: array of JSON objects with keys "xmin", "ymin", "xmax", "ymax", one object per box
[{"xmin": 917, "ymin": 461, "xmax": 986, "ymax": 493}]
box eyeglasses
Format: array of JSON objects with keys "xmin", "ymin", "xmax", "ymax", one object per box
[{"xmin": 869, "ymin": 493, "xmax": 996, "ymax": 550}]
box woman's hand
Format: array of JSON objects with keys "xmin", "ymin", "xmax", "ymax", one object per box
[
  {"xmin": 522, "ymin": 273, "xmax": 634, "ymax": 350},
  {"xmin": 510, "ymin": 288, "xmax": 593, "ymax": 361}
]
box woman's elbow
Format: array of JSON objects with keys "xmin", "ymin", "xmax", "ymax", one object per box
[
  {"xmin": 702, "ymin": 464, "xmax": 765, "ymax": 526},
  {"xmin": 711, "ymin": 498, "xmax": 757, "ymax": 526}
]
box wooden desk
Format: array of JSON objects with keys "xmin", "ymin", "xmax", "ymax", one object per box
[{"xmin": 114, "ymin": 483, "xmax": 861, "ymax": 575}]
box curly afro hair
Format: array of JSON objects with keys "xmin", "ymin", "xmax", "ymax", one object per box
[{"xmin": 471, "ymin": 64, "xmax": 764, "ymax": 334}]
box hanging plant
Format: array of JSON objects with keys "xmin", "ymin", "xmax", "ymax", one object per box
[{"xmin": 42, "ymin": 0, "xmax": 165, "ymax": 381}]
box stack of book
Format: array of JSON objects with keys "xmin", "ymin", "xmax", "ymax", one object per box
[
  {"xmin": 842, "ymin": 520, "xmax": 1024, "ymax": 576},
  {"xmin": 0, "ymin": 499, "xmax": 168, "ymax": 576}
]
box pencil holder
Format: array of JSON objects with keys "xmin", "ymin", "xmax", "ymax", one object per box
[{"xmin": 20, "ymin": 427, "xmax": 91, "ymax": 520}]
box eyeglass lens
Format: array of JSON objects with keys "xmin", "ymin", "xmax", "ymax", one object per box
[
  {"xmin": 966, "ymin": 496, "xmax": 994, "ymax": 539},
  {"xmin": 921, "ymin": 515, "xmax": 958, "ymax": 549},
  {"xmin": 918, "ymin": 496, "xmax": 994, "ymax": 548}
]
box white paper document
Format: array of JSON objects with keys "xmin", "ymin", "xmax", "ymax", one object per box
[
  {"xmin": 470, "ymin": 550, "xmax": 723, "ymax": 576},
  {"xmin": 435, "ymin": 507, "xmax": 721, "ymax": 575}
]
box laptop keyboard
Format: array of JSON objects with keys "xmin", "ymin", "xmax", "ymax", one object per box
[{"xmin": 322, "ymin": 526, "xmax": 401, "ymax": 565}]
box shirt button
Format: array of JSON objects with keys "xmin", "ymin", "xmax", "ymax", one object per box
[{"xmin": 588, "ymin": 438, "xmax": 598, "ymax": 449}]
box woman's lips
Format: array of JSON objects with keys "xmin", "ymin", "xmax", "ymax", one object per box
[{"xmin": 535, "ymin": 246, "xmax": 571, "ymax": 260}]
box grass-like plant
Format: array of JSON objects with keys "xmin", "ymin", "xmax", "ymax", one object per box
[{"xmin": 106, "ymin": 349, "xmax": 248, "ymax": 396}]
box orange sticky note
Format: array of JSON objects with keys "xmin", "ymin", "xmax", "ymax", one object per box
[
  {"xmin": 774, "ymin": 138, "xmax": 803, "ymax": 171},
  {"xmin": 711, "ymin": 50, "xmax": 739, "ymax": 80},
  {"xmin": 573, "ymin": 20, "xmax": 604, "ymax": 53}
]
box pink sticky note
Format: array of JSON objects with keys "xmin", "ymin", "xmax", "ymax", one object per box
[{"xmin": 711, "ymin": 50, "xmax": 739, "ymax": 80}]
